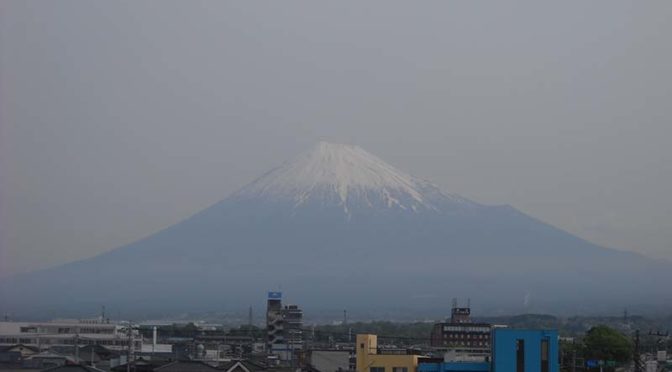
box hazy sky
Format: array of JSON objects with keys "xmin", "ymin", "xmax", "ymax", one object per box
[{"xmin": 1, "ymin": 1, "xmax": 671, "ymax": 277}]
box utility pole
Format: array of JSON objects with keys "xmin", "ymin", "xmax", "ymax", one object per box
[
  {"xmin": 152, "ymin": 326, "xmax": 157, "ymax": 357},
  {"xmin": 634, "ymin": 330, "xmax": 643, "ymax": 372},
  {"xmin": 74, "ymin": 332, "xmax": 80, "ymax": 364},
  {"xmin": 125, "ymin": 322, "xmax": 134, "ymax": 372}
]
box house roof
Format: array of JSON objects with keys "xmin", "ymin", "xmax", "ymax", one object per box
[
  {"xmin": 154, "ymin": 360, "xmax": 221, "ymax": 372},
  {"xmin": 42, "ymin": 364, "xmax": 107, "ymax": 372},
  {"xmin": 220, "ymin": 360, "xmax": 267, "ymax": 372},
  {"xmin": 26, "ymin": 350, "xmax": 78, "ymax": 364},
  {"xmin": 0, "ymin": 344, "xmax": 40, "ymax": 353}
]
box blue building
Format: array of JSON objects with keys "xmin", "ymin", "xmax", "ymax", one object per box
[
  {"xmin": 491, "ymin": 329, "xmax": 558, "ymax": 372},
  {"xmin": 419, "ymin": 329, "xmax": 558, "ymax": 372}
]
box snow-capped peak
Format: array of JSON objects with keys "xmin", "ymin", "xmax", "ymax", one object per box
[{"xmin": 236, "ymin": 141, "xmax": 468, "ymax": 212}]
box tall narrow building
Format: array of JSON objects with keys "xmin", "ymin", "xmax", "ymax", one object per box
[{"xmin": 266, "ymin": 292, "xmax": 303, "ymax": 361}]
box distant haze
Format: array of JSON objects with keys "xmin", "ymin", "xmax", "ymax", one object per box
[
  {"xmin": 2, "ymin": 141, "xmax": 669, "ymax": 318},
  {"xmin": 1, "ymin": 1, "xmax": 671, "ymax": 278}
]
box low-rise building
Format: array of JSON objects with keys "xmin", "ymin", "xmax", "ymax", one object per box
[
  {"xmin": 0, "ymin": 320, "xmax": 142, "ymax": 351},
  {"xmin": 356, "ymin": 334, "xmax": 424, "ymax": 372}
]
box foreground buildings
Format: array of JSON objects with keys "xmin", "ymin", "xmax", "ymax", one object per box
[
  {"xmin": 359, "ymin": 329, "xmax": 558, "ymax": 372},
  {"xmin": 0, "ymin": 294, "xmax": 561, "ymax": 372}
]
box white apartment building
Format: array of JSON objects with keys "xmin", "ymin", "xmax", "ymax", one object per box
[{"xmin": 0, "ymin": 319, "xmax": 142, "ymax": 351}]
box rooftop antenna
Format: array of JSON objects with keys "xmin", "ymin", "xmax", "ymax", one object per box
[
  {"xmin": 74, "ymin": 331, "xmax": 80, "ymax": 363},
  {"xmin": 343, "ymin": 310, "xmax": 348, "ymax": 325},
  {"xmin": 467, "ymin": 298, "xmax": 471, "ymax": 308},
  {"xmin": 101, "ymin": 305, "xmax": 106, "ymax": 322}
]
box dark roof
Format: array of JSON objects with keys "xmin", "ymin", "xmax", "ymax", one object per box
[
  {"xmin": 42, "ymin": 364, "xmax": 107, "ymax": 372},
  {"xmin": 110, "ymin": 357, "xmax": 166, "ymax": 372},
  {"xmin": 48, "ymin": 346, "xmax": 78, "ymax": 355},
  {"xmin": 220, "ymin": 360, "xmax": 267, "ymax": 372},
  {"xmin": 154, "ymin": 360, "xmax": 221, "ymax": 372},
  {"xmin": 28, "ymin": 350, "xmax": 74, "ymax": 361},
  {"xmin": 79, "ymin": 344, "xmax": 118, "ymax": 357},
  {"xmin": 0, "ymin": 344, "xmax": 40, "ymax": 353}
]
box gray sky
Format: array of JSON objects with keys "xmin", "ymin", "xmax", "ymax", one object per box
[{"xmin": 1, "ymin": 1, "xmax": 671, "ymax": 277}]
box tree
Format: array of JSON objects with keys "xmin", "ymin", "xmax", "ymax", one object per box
[{"xmin": 583, "ymin": 325, "xmax": 633, "ymax": 363}]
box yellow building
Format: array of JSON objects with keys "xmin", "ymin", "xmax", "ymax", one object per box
[{"xmin": 356, "ymin": 334, "xmax": 423, "ymax": 372}]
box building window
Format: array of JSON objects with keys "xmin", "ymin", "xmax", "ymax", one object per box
[
  {"xmin": 371, "ymin": 367, "xmax": 385, "ymax": 372},
  {"xmin": 541, "ymin": 339, "xmax": 549, "ymax": 372},
  {"xmin": 516, "ymin": 340, "xmax": 525, "ymax": 372},
  {"xmin": 392, "ymin": 368, "xmax": 407, "ymax": 372}
]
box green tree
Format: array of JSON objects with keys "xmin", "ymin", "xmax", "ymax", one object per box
[{"xmin": 583, "ymin": 325, "xmax": 633, "ymax": 363}]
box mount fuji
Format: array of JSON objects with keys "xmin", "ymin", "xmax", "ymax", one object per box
[{"xmin": 1, "ymin": 142, "xmax": 670, "ymax": 318}]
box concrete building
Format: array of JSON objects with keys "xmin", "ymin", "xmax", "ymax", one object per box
[
  {"xmin": 265, "ymin": 292, "xmax": 303, "ymax": 361},
  {"xmin": 430, "ymin": 305, "xmax": 491, "ymax": 355},
  {"xmin": 0, "ymin": 320, "xmax": 142, "ymax": 352},
  {"xmin": 356, "ymin": 334, "xmax": 424, "ymax": 372}
]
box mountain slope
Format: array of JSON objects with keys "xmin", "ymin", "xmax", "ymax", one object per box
[{"xmin": 1, "ymin": 142, "xmax": 670, "ymax": 318}]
